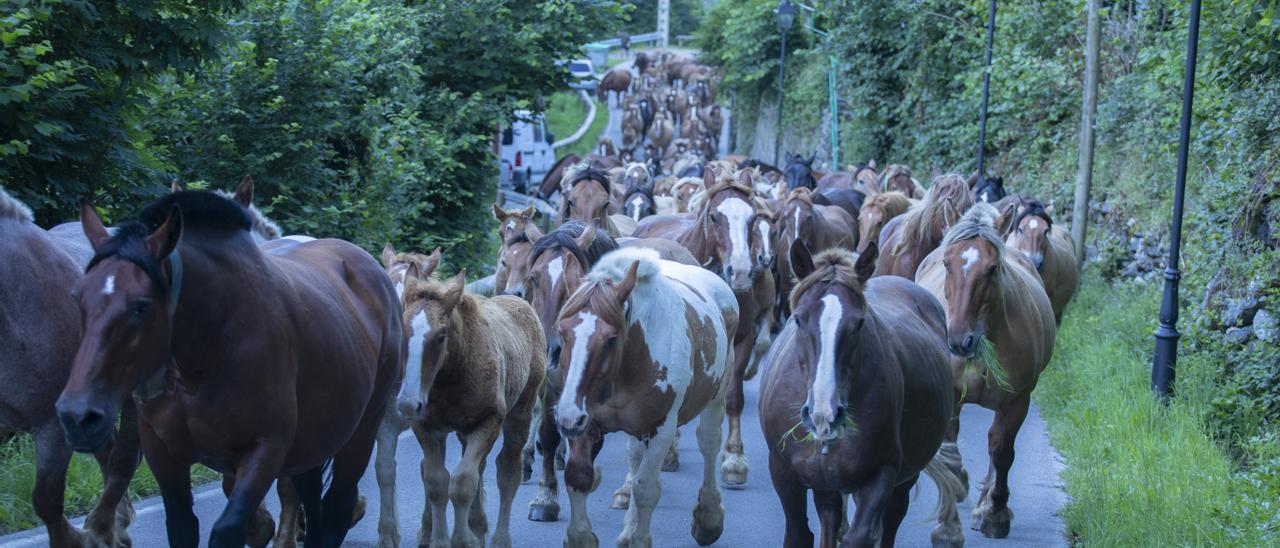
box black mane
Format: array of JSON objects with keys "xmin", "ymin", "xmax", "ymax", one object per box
[
  {"xmin": 529, "ymin": 221, "xmax": 620, "ymax": 272},
  {"xmin": 568, "ymin": 166, "xmax": 612, "ymax": 191},
  {"xmin": 1012, "ymin": 198, "xmax": 1053, "ymax": 230}
]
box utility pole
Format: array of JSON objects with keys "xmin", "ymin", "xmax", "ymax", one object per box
[
  {"xmin": 975, "ymin": 0, "xmax": 997, "ymax": 183},
  {"xmin": 1072, "ymin": 0, "xmax": 1101, "ymax": 268},
  {"xmin": 658, "ymin": 0, "xmax": 670, "ymax": 49}
]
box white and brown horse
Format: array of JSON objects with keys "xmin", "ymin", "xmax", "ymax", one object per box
[
  {"xmin": 554, "ymin": 247, "xmax": 736, "ymax": 547},
  {"xmin": 915, "ymin": 202, "xmax": 1057, "ymax": 539},
  {"xmin": 760, "ymin": 243, "xmax": 965, "ymax": 548},
  {"xmin": 398, "ymin": 267, "xmax": 546, "ymax": 548}
]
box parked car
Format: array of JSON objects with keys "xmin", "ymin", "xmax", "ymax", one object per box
[
  {"xmin": 500, "ymin": 110, "xmax": 556, "ymax": 194},
  {"xmin": 565, "ymin": 58, "xmax": 597, "ymax": 92}
]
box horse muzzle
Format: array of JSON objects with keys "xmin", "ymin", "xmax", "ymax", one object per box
[
  {"xmin": 1030, "ymin": 253, "xmax": 1045, "ymax": 272},
  {"xmin": 55, "ymin": 397, "xmax": 114, "ymax": 453},
  {"xmin": 948, "ymin": 331, "xmax": 981, "ymax": 359},
  {"xmin": 800, "ymin": 402, "xmax": 847, "ymax": 444},
  {"xmin": 396, "ymin": 397, "xmax": 426, "ymax": 423},
  {"xmin": 556, "ymin": 405, "xmax": 590, "ymax": 439}
]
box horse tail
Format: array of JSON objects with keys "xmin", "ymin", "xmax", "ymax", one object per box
[{"xmin": 923, "ymin": 441, "xmax": 967, "ymax": 521}]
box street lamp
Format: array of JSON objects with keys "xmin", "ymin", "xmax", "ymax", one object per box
[
  {"xmin": 1152, "ymin": 0, "xmax": 1202, "ymax": 399},
  {"xmin": 773, "ymin": 0, "xmax": 797, "ymax": 166}
]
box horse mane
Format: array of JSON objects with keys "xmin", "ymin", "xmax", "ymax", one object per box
[
  {"xmin": 559, "ymin": 247, "xmax": 662, "ymax": 326},
  {"xmin": 941, "ymin": 202, "xmax": 1006, "ymax": 265},
  {"xmin": 623, "ymin": 185, "xmax": 654, "ymax": 204},
  {"xmin": 691, "ymin": 175, "xmax": 753, "ymax": 215},
  {"xmin": 891, "ymin": 174, "xmax": 973, "ymax": 255},
  {"xmin": 567, "ymin": 164, "xmax": 611, "ymax": 191},
  {"xmin": 785, "ymin": 186, "xmax": 816, "ymax": 207},
  {"xmin": 788, "ymin": 248, "xmax": 866, "ymax": 312},
  {"xmin": 864, "ymin": 191, "xmax": 911, "ymax": 217},
  {"xmin": 214, "ymin": 189, "xmax": 282, "ymax": 240},
  {"xmin": 882, "ymin": 164, "xmax": 913, "ymax": 184},
  {"xmin": 529, "ymin": 220, "xmax": 620, "ymax": 272},
  {"xmin": 0, "ymin": 186, "xmax": 33, "ymax": 223}
]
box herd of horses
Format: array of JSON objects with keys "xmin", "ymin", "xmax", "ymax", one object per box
[{"xmin": 0, "ymin": 63, "xmax": 1080, "ymax": 548}]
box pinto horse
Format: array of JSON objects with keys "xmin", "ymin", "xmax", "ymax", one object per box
[
  {"xmin": 57, "ymin": 190, "xmax": 402, "ymax": 547},
  {"xmin": 760, "ymin": 243, "xmax": 965, "ymax": 548},
  {"xmin": 1005, "ymin": 202, "xmax": 1078, "ymax": 323},
  {"xmin": 874, "ymin": 173, "xmax": 974, "ymax": 278},
  {"xmin": 915, "ymin": 202, "xmax": 1057, "ymax": 540},
  {"xmin": 0, "ymin": 188, "xmax": 139, "ymax": 548},
  {"xmin": 774, "ymin": 187, "xmax": 857, "ymax": 322},
  {"xmin": 398, "ymin": 266, "xmax": 546, "ymax": 548},
  {"xmin": 633, "ymin": 169, "xmax": 776, "ymax": 485},
  {"xmin": 554, "ymin": 247, "xmax": 736, "ymax": 548},
  {"xmin": 856, "ymin": 191, "xmax": 911, "ymax": 255}
]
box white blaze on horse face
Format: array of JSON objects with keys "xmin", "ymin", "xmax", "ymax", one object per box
[
  {"xmin": 630, "ymin": 196, "xmax": 645, "ymax": 222},
  {"xmin": 547, "ymin": 256, "xmax": 564, "ymax": 289},
  {"xmin": 961, "ymin": 246, "xmax": 980, "ymax": 273},
  {"xmin": 756, "ymin": 219, "xmax": 772, "ymax": 261},
  {"xmin": 716, "ymin": 197, "xmax": 754, "ymax": 278},
  {"xmin": 811, "ymin": 294, "xmax": 843, "ymax": 420},
  {"xmin": 506, "ymin": 219, "xmax": 516, "ymax": 232},
  {"xmin": 558, "ymin": 312, "xmax": 599, "ymax": 424},
  {"xmin": 1028, "ymin": 218, "xmax": 1040, "ymax": 230},
  {"xmin": 792, "ymin": 207, "xmax": 802, "ymax": 236},
  {"xmin": 102, "ymin": 275, "xmax": 115, "ymax": 295},
  {"xmin": 399, "ymin": 309, "xmax": 431, "ymax": 409}
]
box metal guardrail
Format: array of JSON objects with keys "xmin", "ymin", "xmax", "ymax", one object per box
[
  {"xmin": 592, "ymin": 31, "xmax": 663, "ymax": 48},
  {"xmin": 552, "ymin": 90, "xmax": 597, "ymax": 150}
]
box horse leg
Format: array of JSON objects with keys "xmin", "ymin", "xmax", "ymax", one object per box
[
  {"xmin": 692, "ymin": 391, "xmax": 726, "ymax": 545},
  {"xmin": 420, "ymin": 428, "xmax": 449, "ymax": 547},
  {"xmin": 31, "ymin": 423, "xmax": 84, "ymax": 548},
  {"xmin": 207, "ymin": 444, "xmax": 286, "ymax": 548},
  {"xmin": 84, "ymin": 399, "xmax": 140, "ymax": 547},
  {"xmin": 564, "ymin": 430, "xmax": 604, "ymax": 548},
  {"xmin": 139, "ymin": 422, "xmax": 198, "ymax": 548},
  {"xmin": 841, "ymin": 467, "xmax": 897, "ymax": 548},
  {"xmin": 612, "ymin": 435, "xmax": 645, "ymax": 509},
  {"xmin": 468, "ymin": 448, "xmax": 489, "ymax": 541},
  {"xmin": 768, "ymin": 451, "xmax": 813, "ymax": 548},
  {"xmin": 450, "ymin": 420, "xmax": 501, "ymax": 548},
  {"xmin": 812, "ymin": 489, "xmax": 845, "ymax": 548},
  {"xmin": 528, "ymin": 391, "xmax": 562, "ymax": 522},
  {"xmin": 290, "ymin": 468, "xmax": 325, "ymax": 548},
  {"xmin": 745, "ymin": 315, "xmax": 773, "ymax": 380},
  {"xmin": 217, "ymin": 473, "xmax": 273, "ymax": 548},
  {"xmin": 879, "ymin": 475, "xmax": 917, "ymax": 548},
  {"xmin": 374, "ymin": 417, "xmax": 403, "ymax": 547},
  {"xmin": 973, "ymin": 394, "xmax": 1030, "ymax": 539},
  {"xmin": 617, "ymin": 424, "xmax": 675, "ymax": 548},
  {"xmin": 720, "ymin": 338, "xmax": 750, "ymax": 486},
  {"xmin": 315, "ymin": 410, "xmax": 382, "ymax": 547},
  {"xmin": 271, "ymin": 478, "xmax": 301, "ymax": 548},
  {"xmin": 522, "ymin": 397, "xmax": 541, "ymax": 484},
  {"xmin": 491, "ymin": 407, "xmax": 533, "ymax": 548},
  {"xmin": 946, "ymin": 391, "xmax": 969, "ymax": 498}
]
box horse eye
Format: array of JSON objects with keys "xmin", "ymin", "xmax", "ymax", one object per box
[
  {"xmin": 606, "ymin": 335, "xmax": 619, "ymax": 347},
  {"xmin": 132, "ymin": 300, "xmax": 153, "ymax": 317},
  {"xmin": 435, "ymin": 329, "xmax": 448, "ymax": 343}
]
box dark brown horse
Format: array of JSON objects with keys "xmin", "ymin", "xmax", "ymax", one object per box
[
  {"xmin": 554, "ymin": 248, "xmax": 736, "ymax": 547},
  {"xmin": 759, "ymin": 243, "xmax": 964, "ymax": 548},
  {"xmin": 874, "ymin": 174, "xmax": 973, "ymax": 278},
  {"xmin": 597, "ymin": 68, "xmax": 632, "ymax": 105},
  {"xmin": 880, "ymin": 164, "xmax": 926, "ymax": 198},
  {"xmin": 57, "ymin": 188, "xmax": 402, "ymax": 547},
  {"xmin": 915, "ymin": 202, "xmax": 1057, "ymax": 539},
  {"xmin": 0, "ymin": 188, "xmax": 139, "ymax": 548},
  {"xmin": 774, "ymin": 187, "xmax": 857, "ymax": 322}
]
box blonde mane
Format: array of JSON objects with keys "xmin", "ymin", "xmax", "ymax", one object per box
[
  {"xmin": 941, "ymin": 202, "xmax": 1006, "ymax": 264},
  {"xmin": 891, "ymin": 174, "xmax": 973, "ymax": 255}
]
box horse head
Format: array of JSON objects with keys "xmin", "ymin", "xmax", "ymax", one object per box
[
  {"xmin": 787, "ymin": 242, "xmax": 878, "ymax": 443},
  {"xmin": 974, "ymin": 175, "xmax": 1007, "ymax": 204},
  {"xmin": 527, "ymin": 221, "xmax": 618, "ymax": 370},
  {"xmin": 399, "ymin": 266, "xmax": 469, "ymax": 420},
  {"xmin": 856, "ymin": 192, "xmax": 910, "ymax": 254},
  {"xmin": 938, "ymin": 202, "xmax": 1005, "ymax": 358},
  {"xmin": 1006, "ymin": 201, "xmax": 1053, "ymax": 271},
  {"xmin": 382, "ymin": 244, "xmax": 441, "ymax": 301},
  {"xmin": 497, "ymin": 223, "xmax": 544, "ymax": 299},
  {"xmin": 783, "ymin": 152, "xmax": 818, "ymax": 191},
  {"xmin": 563, "ymin": 166, "xmax": 614, "ymax": 227},
  {"xmin": 699, "ymin": 168, "xmax": 759, "ymax": 291}
]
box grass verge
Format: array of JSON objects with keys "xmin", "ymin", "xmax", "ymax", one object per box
[
  {"xmin": 0, "ymin": 435, "xmax": 219, "ymax": 533},
  {"xmin": 1035, "ymin": 272, "xmax": 1277, "ymax": 545},
  {"xmin": 545, "ymin": 91, "xmax": 608, "ymax": 159}
]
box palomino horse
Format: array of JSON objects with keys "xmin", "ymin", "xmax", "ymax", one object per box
[
  {"xmin": 0, "ymin": 188, "xmax": 139, "ymax": 548},
  {"xmin": 554, "ymin": 247, "xmax": 736, "ymax": 548},
  {"xmin": 774, "ymin": 187, "xmax": 857, "ymax": 322},
  {"xmin": 633, "ymin": 169, "xmax": 773, "ymax": 486},
  {"xmin": 1005, "ymin": 202, "xmax": 1078, "ymax": 323},
  {"xmin": 759, "ymin": 243, "xmax": 965, "ymax": 548},
  {"xmin": 856, "ymin": 191, "xmax": 912, "ymax": 255},
  {"xmin": 874, "ymin": 174, "xmax": 974, "ymax": 278},
  {"xmin": 398, "ymin": 266, "xmax": 545, "ymax": 548},
  {"xmin": 57, "ymin": 190, "xmax": 402, "ymax": 547},
  {"xmin": 915, "ymin": 202, "xmax": 1057, "ymax": 539},
  {"xmin": 881, "ymin": 164, "xmax": 926, "ymax": 199}
]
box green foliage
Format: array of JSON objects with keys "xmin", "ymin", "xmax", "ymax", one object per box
[
  {"xmin": 618, "ymin": 0, "xmax": 703, "ymax": 38},
  {"xmin": 695, "ymin": 0, "xmax": 809, "ymax": 109}
]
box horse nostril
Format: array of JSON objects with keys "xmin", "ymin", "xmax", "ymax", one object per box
[
  {"xmin": 800, "ymin": 405, "xmax": 812, "ymax": 424},
  {"xmin": 574, "ymin": 415, "xmax": 587, "ymax": 430},
  {"xmin": 415, "ymin": 402, "xmax": 424, "ymax": 416},
  {"xmin": 833, "ymin": 405, "xmax": 847, "ymax": 426},
  {"xmin": 76, "ymin": 409, "xmax": 106, "ymax": 436}
]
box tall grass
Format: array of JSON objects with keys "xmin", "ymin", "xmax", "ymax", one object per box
[
  {"xmin": 545, "ymin": 91, "xmax": 609, "ymax": 159},
  {"xmin": 0, "ymin": 435, "xmax": 218, "ymax": 533},
  {"xmin": 1035, "ymin": 273, "xmax": 1276, "ymax": 545}
]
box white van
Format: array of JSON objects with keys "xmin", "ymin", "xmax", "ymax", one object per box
[{"xmin": 500, "ymin": 110, "xmax": 556, "ymax": 194}]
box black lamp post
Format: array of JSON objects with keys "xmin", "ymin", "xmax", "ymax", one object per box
[
  {"xmin": 975, "ymin": 0, "xmax": 997, "ymax": 184},
  {"xmin": 1152, "ymin": 0, "xmax": 1202, "ymax": 399},
  {"xmin": 773, "ymin": 0, "xmax": 796, "ymax": 166}
]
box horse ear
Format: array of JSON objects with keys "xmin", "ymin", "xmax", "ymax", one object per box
[
  {"xmin": 381, "ymin": 244, "xmax": 396, "ymax": 268},
  {"xmin": 807, "ymin": 152, "xmax": 816, "ymax": 166},
  {"xmin": 234, "ymin": 176, "xmax": 254, "ymax": 207},
  {"xmin": 868, "ymin": 159, "xmax": 877, "ymax": 170},
  {"xmin": 612, "ymin": 261, "xmax": 641, "ymax": 303},
  {"xmin": 854, "ymin": 241, "xmax": 878, "ymax": 283},
  {"xmin": 736, "ymin": 169, "xmax": 752, "ymax": 187},
  {"xmin": 1045, "ymin": 201, "xmax": 1055, "ymax": 217},
  {"xmin": 443, "ymin": 270, "xmax": 467, "ymax": 311},
  {"xmin": 80, "ymin": 199, "xmax": 111, "ymax": 251},
  {"xmin": 791, "ymin": 240, "xmax": 816, "ymax": 281},
  {"xmin": 576, "ymin": 220, "xmax": 600, "ymax": 251},
  {"xmin": 521, "ymin": 204, "xmax": 535, "ymax": 219},
  {"xmin": 145, "ymin": 207, "xmax": 184, "ymax": 260},
  {"xmin": 492, "ymin": 204, "xmax": 506, "ymax": 221},
  {"xmin": 423, "ymin": 247, "xmax": 442, "ymax": 279},
  {"xmin": 702, "ymin": 165, "xmax": 715, "ymax": 188},
  {"xmin": 525, "ymin": 221, "xmax": 544, "ymax": 243},
  {"xmin": 170, "ymin": 178, "xmax": 185, "ymax": 193},
  {"xmin": 403, "ymin": 261, "xmax": 421, "ymax": 284}
]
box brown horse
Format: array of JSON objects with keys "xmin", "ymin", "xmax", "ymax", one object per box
[
  {"xmin": 398, "ymin": 266, "xmax": 545, "ymax": 548},
  {"xmin": 633, "ymin": 169, "xmax": 774, "ymax": 486},
  {"xmin": 57, "ymin": 189, "xmax": 402, "ymax": 547},
  {"xmin": 759, "ymin": 244, "xmax": 965, "ymax": 548},
  {"xmin": 1005, "ymin": 202, "xmax": 1078, "ymax": 323},
  {"xmin": 0, "ymin": 188, "xmax": 139, "ymax": 548},
  {"xmin": 915, "ymin": 202, "xmax": 1056, "ymax": 539},
  {"xmin": 554, "ymin": 248, "xmax": 736, "ymax": 547},
  {"xmin": 561, "ymin": 165, "xmax": 632, "ymax": 237},
  {"xmin": 874, "ymin": 173, "xmax": 973, "ymax": 278},
  {"xmin": 670, "ymin": 176, "xmax": 705, "ymax": 213},
  {"xmin": 597, "ymin": 68, "xmax": 632, "ymax": 105},
  {"xmin": 774, "ymin": 187, "xmax": 857, "ymax": 322},
  {"xmin": 495, "ymin": 221, "xmax": 545, "ymax": 299},
  {"xmin": 646, "ymin": 107, "xmax": 675, "ymax": 157},
  {"xmin": 856, "ymin": 191, "xmax": 911, "ymax": 255},
  {"xmin": 881, "ymin": 164, "xmax": 926, "ymax": 198}
]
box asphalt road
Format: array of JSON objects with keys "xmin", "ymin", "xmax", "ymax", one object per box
[{"xmin": 2, "ymin": 370, "xmax": 1066, "ymax": 547}]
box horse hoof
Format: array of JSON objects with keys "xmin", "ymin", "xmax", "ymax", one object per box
[
  {"xmin": 246, "ymin": 507, "xmax": 275, "ymax": 548},
  {"xmin": 931, "ymin": 522, "xmax": 965, "ymax": 548},
  {"xmin": 719, "ymin": 453, "xmax": 749, "ymax": 487},
  {"xmin": 691, "ymin": 505, "xmax": 725, "ymax": 546},
  {"xmin": 528, "ymin": 500, "xmax": 561, "ymax": 522},
  {"xmin": 661, "ymin": 450, "xmax": 679, "ymax": 472},
  {"xmin": 611, "ymin": 492, "xmax": 631, "ymax": 509},
  {"xmin": 973, "ymin": 508, "xmax": 1012, "ymax": 539}
]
